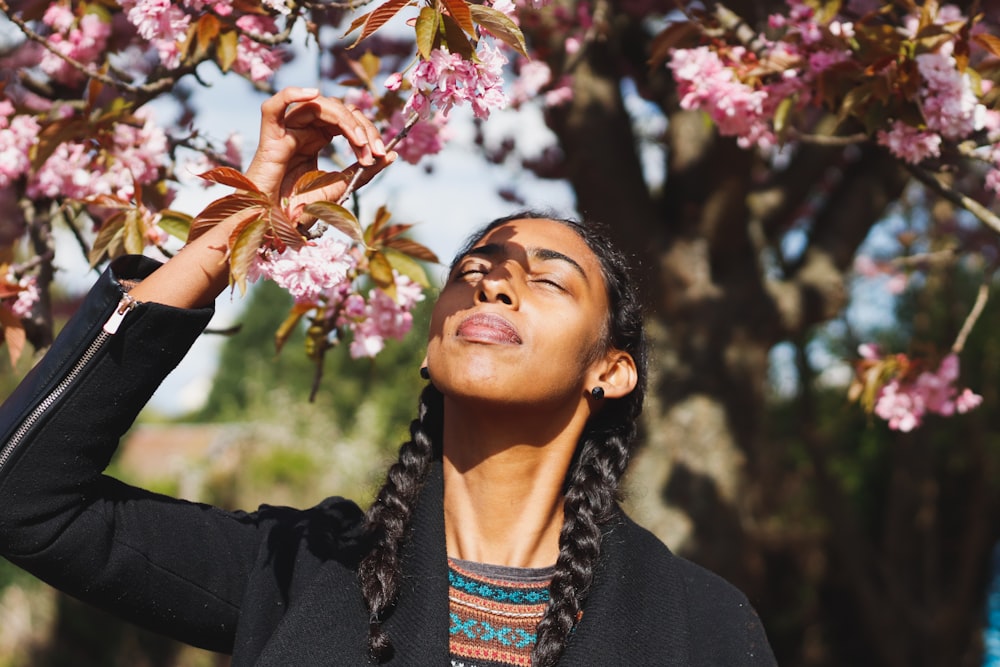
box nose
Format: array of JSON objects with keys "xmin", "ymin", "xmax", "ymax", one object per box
[{"xmin": 476, "ymin": 266, "xmax": 519, "ymax": 307}]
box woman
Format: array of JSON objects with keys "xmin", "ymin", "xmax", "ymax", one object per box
[{"xmin": 0, "ymin": 89, "xmax": 775, "ymax": 666}]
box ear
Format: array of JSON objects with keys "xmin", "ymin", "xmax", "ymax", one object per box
[{"xmin": 589, "ymin": 349, "xmax": 637, "ymax": 400}]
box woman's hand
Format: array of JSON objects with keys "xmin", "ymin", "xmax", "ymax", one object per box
[{"xmin": 245, "ymin": 87, "xmax": 395, "ymax": 206}]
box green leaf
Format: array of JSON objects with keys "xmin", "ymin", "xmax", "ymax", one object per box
[
  {"xmin": 304, "ymin": 202, "xmax": 364, "ymax": 244},
  {"xmin": 158, "ymin": 209, "xmax": 194, "ymax": 242},
  {"xmin": 89, "ymin": 212, "xmax": 126, "ymax": 267},
  {"xmin": 123, "ymin": 209, "xmax": 146, "ymax": 255},
  {"xmin": 384, "ymin": 248, "xmax": 432, "ymax": 287},
  {"xmin": 368, "ymin": 250, "xmax": 396, "ymax": 296},
  {"xmin": 217, "ymin": 30, "xmax": 239, "ymax": 72},
  {"xmin": 470, "ymin": 5, "xmax": 527, "ymax": 58},
  {"xmin": 275, "ymin": 304, "xmax": 312, "ymax": 354},
  {"xmin": 415, "ymin": 7, "xmax": 439, "ymax": 60},
  {"xmin": 228, "ymin": 215, "xmax": 268, "ymax": 296}
]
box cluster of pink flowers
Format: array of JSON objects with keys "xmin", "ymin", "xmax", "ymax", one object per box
[
  {"xmin": 251, "ymin": 234, "xmax": 425, "ymax": 359},
  {"xmin": 232, "ymin": 15, "xmax": 283, "ymax": 82},
  {"xmin": 669, "ymin": 46, "xmax": 777, "ymax": 150},
  {"xmin": 28, "ymin": 109, "xmax": 169, "ymax": 202},
  {"xmin": 404, "ymin": 43, "xmax": 509, "ymax": 121},
  {"xmin": 114, "ymin": 0, "xmax": 283, "ymax": 80},
  {"xmin": 0, "ymin": 102, "xmax": 40, "ymax": 189},
  {"xmin": 860, "ymin": 345, "xmax": 983, "ymax": 432},
  {"xmin": 40, "ymin": 5, "xmax": 112, "ymax": 85},
  {"xmin": 251, "ymin": 235, "xmax": 356, "ymax": 305},
  {"xmin": 668, "ymin": 0, "xmax": 1000, "ymax": 177},
  {"xmin": 338, "ymin": 274, "xmax": 424, "ymax": 358},
  {"xmin": 3, "ymin": 273, "xmax": 40, "ymax": 320}
]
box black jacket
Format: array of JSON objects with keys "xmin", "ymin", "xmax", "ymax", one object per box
[{"xmin": 0, "ymin": 257, "xmax": 777, "ymax": 666}]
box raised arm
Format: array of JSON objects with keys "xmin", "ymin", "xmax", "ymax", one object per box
[{"xmin": 130, "ymin": 87, "xmax": 394, "ymax": 309}]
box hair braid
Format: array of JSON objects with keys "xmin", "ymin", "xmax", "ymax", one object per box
[
  {"xmin": 531, "ymin": 420, "xmax": 636, "ymax": 667},
  {"xmin": 358, "ymin": 384, "xmax": 443, "ymax": 662}
]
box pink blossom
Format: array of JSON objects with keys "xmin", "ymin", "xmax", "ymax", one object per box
[
  {"xmin": 223, "ymin": 132, "xmax": 243, "ymax": 168},
  {"xmin": 252, "ymin": 235, "xmax": 355, "ymax": 305},
  {"xmin": 117, "ymin": 0, "xmax": 190, "ymax": 68},
  {"xmin": 233, "ymin": 15, "xmax": 283, "ymax": 82},
  {"xmin": 40, "ymin": 12, "xmax": 112, "ymax": 84},
  {"xmin": 7, "ymin": 274, "xmax": 39, "ymax": 319},
  {"xmin": 511, "ymin": 61, "xmax": 552, "ymax": 105},
  {"xmin": 385, "ymin": 111, "xmax": 450, "ymax": 164},
  {"xmin": 669, "ymin": 46, "xmax": 776, "ymax": 149},
  {"xmin": 341, "ymin": 273, "xmax": 424, "ymax": 358},
  {"xmin": 857, "ymin": 343, "xmax": 881, "ymax": 360},
  {"xmin": 405, "ymin": 43, "xmax": 508, "ymax": 120},
  {"xmin": 384, "ymin": 73, "xmax": 404, "ymax": 92},
  {"xmin": 916, "ymin": 51, "xmax": 981, "ymax": 139},
  {"xmin": 43, "ymin": 5, "xmax": 75, "ymax": 33},
  {"xmin": 876, "ymin": 121, "xmax": 941, "ymax": 164},
  {"xmin": 490, "ymin": 0, "xmax": 517, "ymax": 18},
  {"xmin": 873, "ymin": 353, "xmax": 982, "ymax": 431},
  {"xmin": 0, "ymin": 114, "xmax": 40, "ymax": 189}
]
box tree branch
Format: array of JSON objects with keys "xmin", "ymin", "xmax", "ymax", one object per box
[{"xmin": 906, "ymin": 163, "xmax": 1000, "ymax": 236}]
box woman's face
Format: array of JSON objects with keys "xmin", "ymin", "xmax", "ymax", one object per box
[{"xmin": 426, "ymin": 218, "xmax": 612, "ymax": 410}]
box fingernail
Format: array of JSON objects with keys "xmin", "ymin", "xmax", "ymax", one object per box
[
  {"xmin": 375, "ymin": 139, "xmax": 386, "ymax": 154},
  {"xmin": 354, "ymin": 127, "xmax": 367, "ymax": 143},
  {"xmin": 301, "ymin": 87, "xmax": 319, "ymax": 96}
]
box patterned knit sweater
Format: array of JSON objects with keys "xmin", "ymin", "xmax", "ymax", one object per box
[{"xmin": 448, "ymin": 558, "xmax": 555, "ymax": 667}]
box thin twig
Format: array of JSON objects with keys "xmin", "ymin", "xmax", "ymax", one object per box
[
  {"xmin": 336, "ymin": 112, "xmax": 420, "ymax": 205},
  {"xmin": 905, "ymin": 164, "xmax": 1000, "ymax": 236},
  {"xmin": 786, "ymin": 130, "xmax": 869, "ymax": 146},
  {"xmin": 951, "ymin": 279, "xmax": 991, "ymax": 354}
]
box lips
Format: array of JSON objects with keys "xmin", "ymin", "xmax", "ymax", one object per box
[{"xmin": 456, "ymin": 312, "xmax": 522, "ymax": 345}]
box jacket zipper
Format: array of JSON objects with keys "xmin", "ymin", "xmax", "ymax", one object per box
[{"xmin": 0, "ymin": 293, "xmax": 138, "ymax": 473}]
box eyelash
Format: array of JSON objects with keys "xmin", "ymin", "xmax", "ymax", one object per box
[{"xmin": 452, "ymin": 266, "xmax": 566, "ymax": 292}]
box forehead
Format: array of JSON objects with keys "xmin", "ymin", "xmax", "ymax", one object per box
[{"xmin": 466, "ymin": 219, "xmax": 603, "ymax": 275}]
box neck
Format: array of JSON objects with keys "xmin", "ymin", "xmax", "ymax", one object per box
[{"xmin": 441, "ymin": 397, "xmax": 587, "ymax": 568}]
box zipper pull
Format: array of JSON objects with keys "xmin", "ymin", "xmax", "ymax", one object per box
[{"xmin": 103, "ymin": 294, "xmax": 138, "ymax": 334}]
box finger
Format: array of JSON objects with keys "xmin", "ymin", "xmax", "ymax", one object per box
[
  {"xmin": 260, "ymin": 87, "xmax": 320, "ymax": 135},
  {"xmin": 352, "ymin": 108, "xmax": 387, "ymax": 158}
]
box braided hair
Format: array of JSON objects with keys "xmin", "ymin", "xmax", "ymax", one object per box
[{"xmin": 358, "ymin": 212, "xmax": 648, "ymax": 665}]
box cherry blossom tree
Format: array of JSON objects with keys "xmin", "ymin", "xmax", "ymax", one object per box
[{"xmin": 2, "ymin": 0, "xmax": 1000, "ymax": 663}]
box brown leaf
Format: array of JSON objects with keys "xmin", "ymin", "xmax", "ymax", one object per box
[
  {"xmin": 441, "ymin": 13, "xmax": 475, "ymax": 60},
  {"xmin": 197, "ymin": 167, "xmax": 262, "ymax": 192},
  {"xmin": 292, "ymin": 170, "xmax": 350, "ymax": 196},
  {"xmin": 974, "ymin": 33, "xmax": 1000, "ymax": 58},
  {"xmin": 364, "ymin": 205, "xmax": 393, "ymax": 246},
  {"xmin": 441, "ymin": 0, "xmax": 475, "ymax": 37},
  {"xmin": 384, "ymin": 236, "xmax": 439, "ymax": 263},
  {"xmin": 275, "ymin": 303, "xmax": 312, "ymax": 354},
  {"xmin": 0, "ymin": 306, "xmax": 26, "ymax": 368},
  {"xmin": 647, "ymin": 21, "xmax": 700, "ymax": 70},
  {"xmin": 266, "ymin": 207, "xmax": 306, "ymax": 250},
  {"xmin": 348, "ymin": 0, "xmax": 409, "ymax": 48},
  {"xmin": 189, "ymin": 193, "xmax": 267, "ymax": 242}
]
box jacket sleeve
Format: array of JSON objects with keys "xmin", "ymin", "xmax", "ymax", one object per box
[{"xmin": 0, "ymin": 256, "xmax": 266, "ymax": 653}]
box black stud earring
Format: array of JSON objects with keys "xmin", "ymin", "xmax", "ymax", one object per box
[
  {"xmin": 591, "ymin": 386, "xmax": 605, "ymax": 400},
  {"xmin": 420, "ymin": 367, "xmax": 430, "ymax": 380}
]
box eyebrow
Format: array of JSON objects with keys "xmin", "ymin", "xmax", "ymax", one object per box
[{"xmin": 466, "ymin": 243, "xmax": 588, "ymax": 280}]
